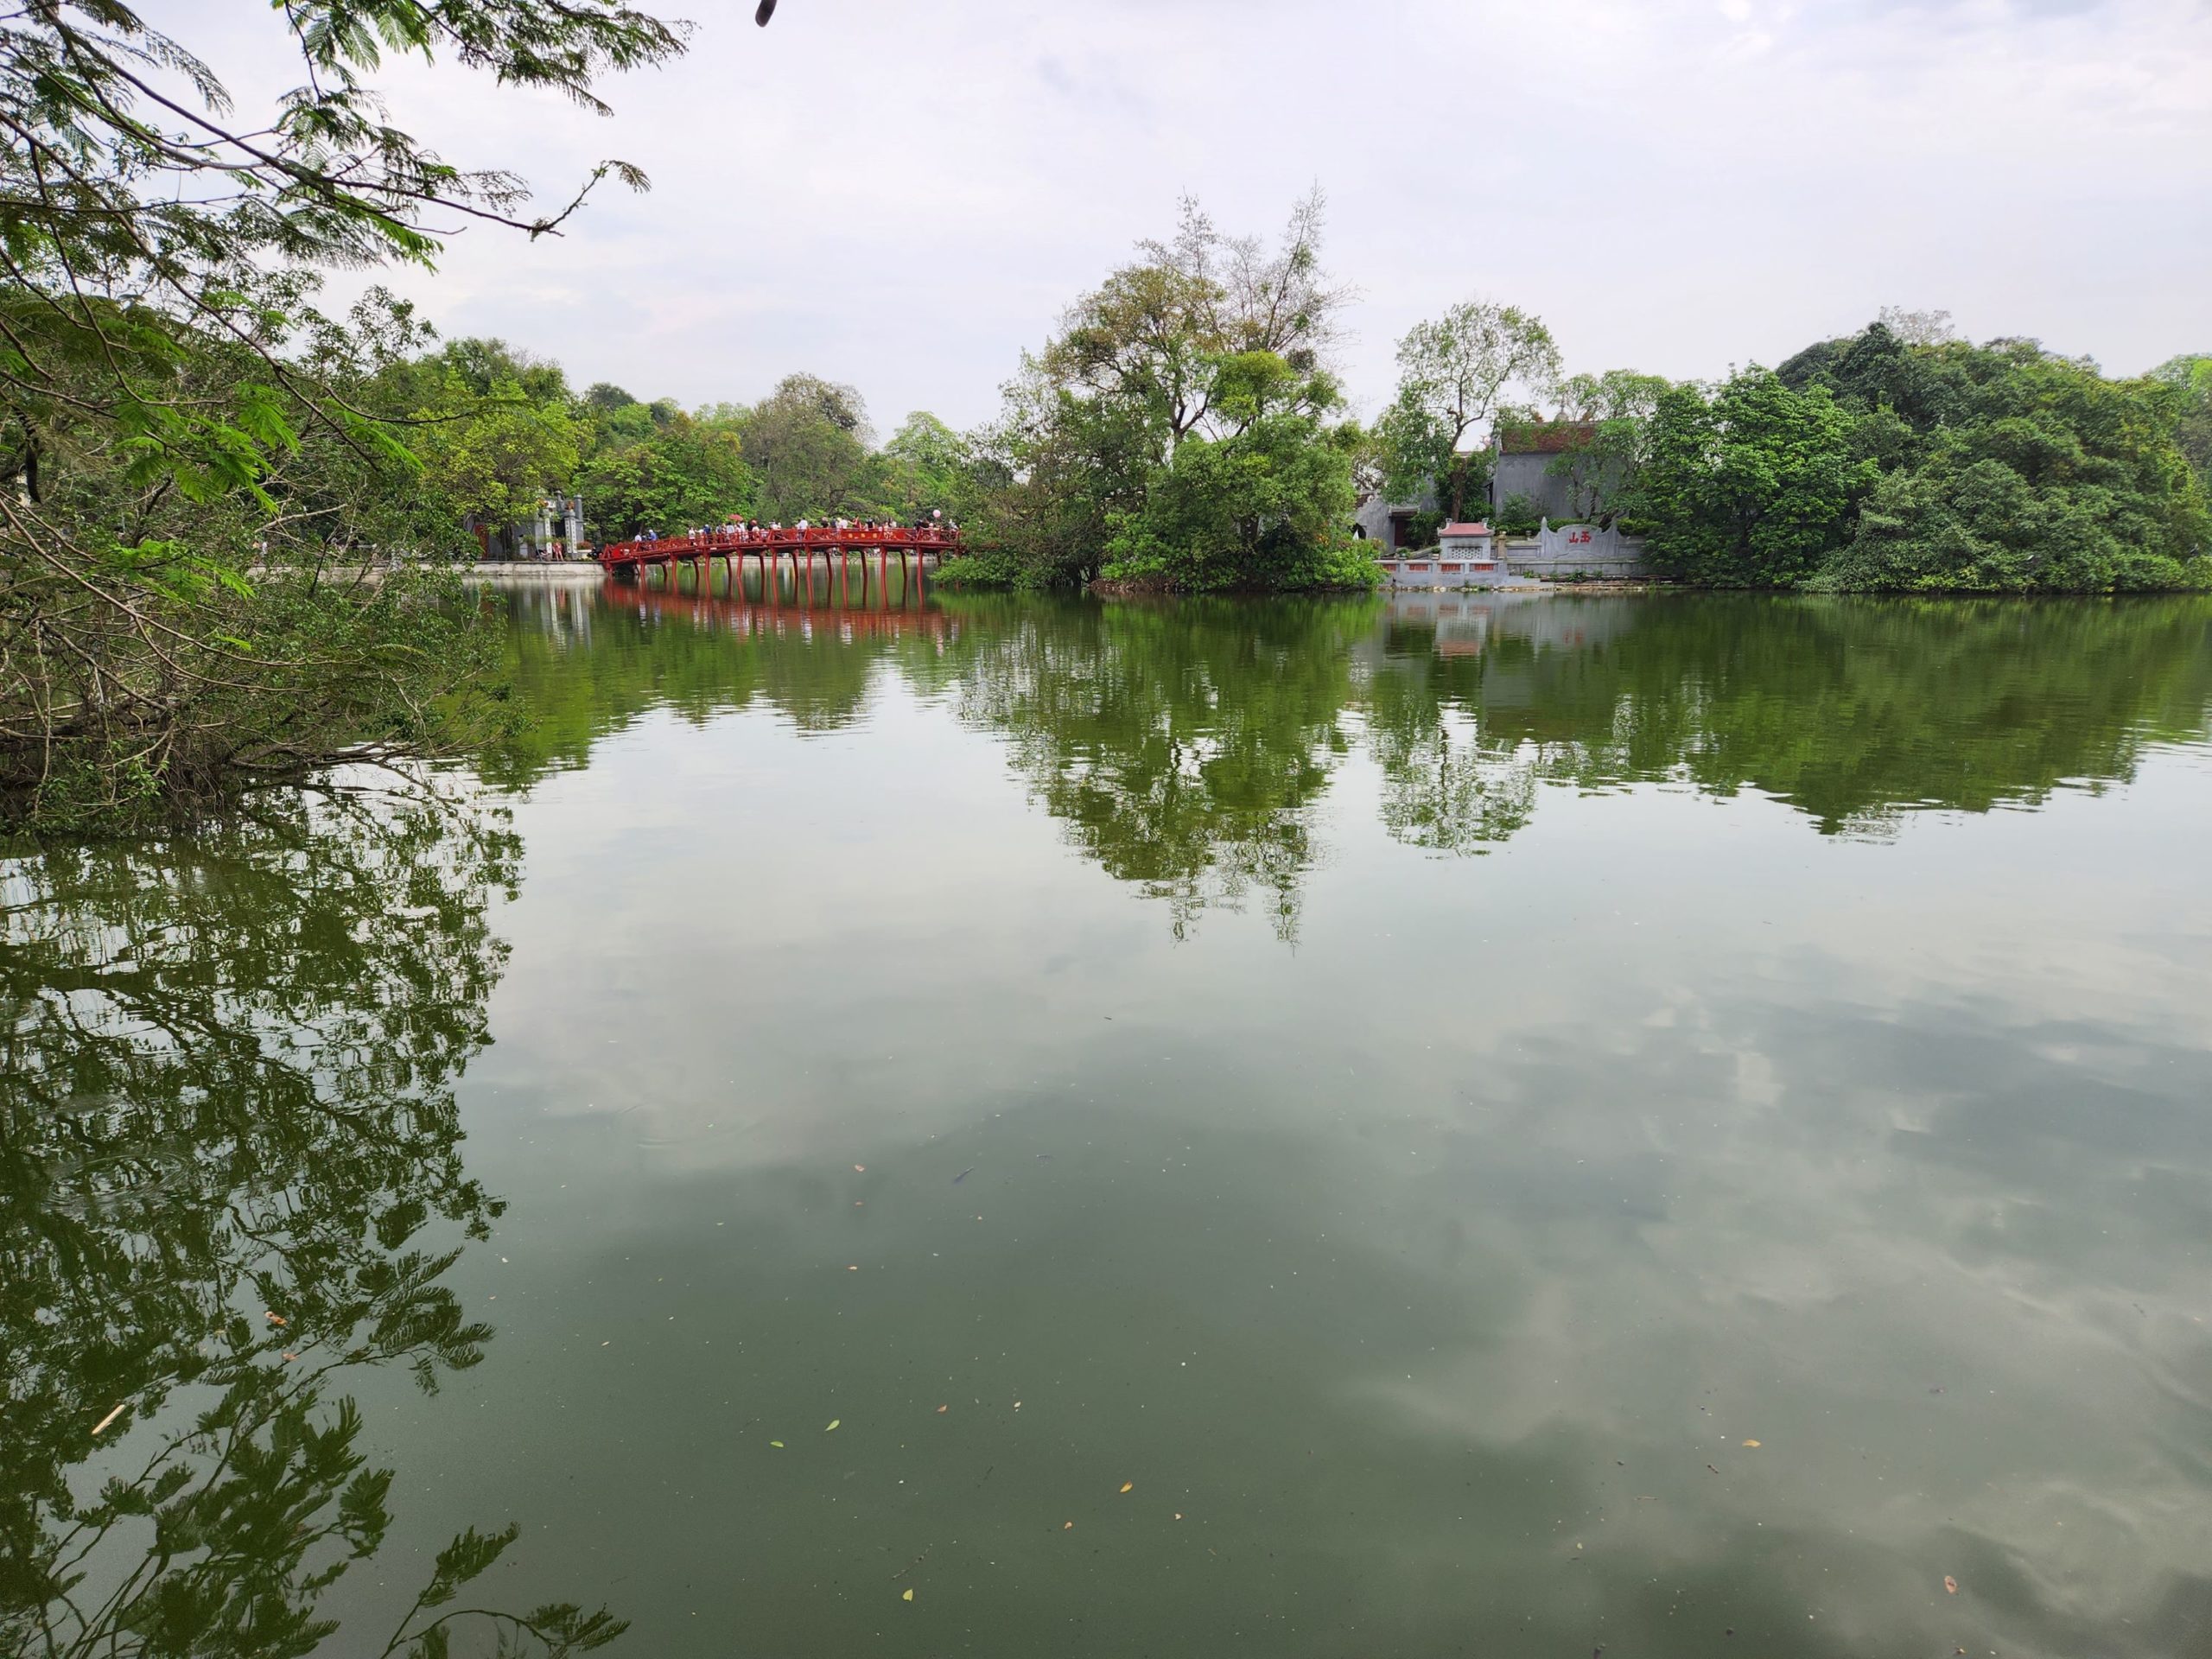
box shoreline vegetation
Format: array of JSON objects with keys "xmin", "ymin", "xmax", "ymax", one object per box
[{"xmin": 5, "ymin": 6, "xmax": 2209, "ymax": 834}]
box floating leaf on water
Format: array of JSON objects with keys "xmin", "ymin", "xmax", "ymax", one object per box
[
  {"xmin": 937, "ymin": 1405, "xmax": 948, "ymax": 1414},
  {"xmin": 1173, "ymin": 1513, "xmax": 1183, "ymax": 1521},
  {"xmin": 769, "ymin": 1441, "xmax": 784, "ymax": 1449},
  {"xmin": 1062, "ymin": 1522, "xmax": 1073, "ymax": 1530},
  {"xmin": 1120, "ymin": 1482, "xmax": 1134, "ymax": 1493},
  {"xmin": 901, "ymin": 1589, "xmax": 914, "ymax": 1602},
  {"xmin": 1742, "ymin": 1440, "xmax": 1762, "ymax": 1448},
  {"xmin": 1943, "ymin": 1575, "xmax": 1959, "ymax": 1595},
  {"xmin": 825, "ymin": 1420, "xmax": 841, "ymax": 1432},
  {"xmin": 855, "ymin": 1165, "xmax": 866, "ymax": 1173}
]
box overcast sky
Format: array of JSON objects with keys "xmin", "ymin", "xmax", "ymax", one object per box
[{"xmin": 163, "ymin": 0, "xmax": 2212, "ymax": 433}]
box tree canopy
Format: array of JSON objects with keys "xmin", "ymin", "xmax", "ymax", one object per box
[
  {"xmin": 1612, "ymin": 324, "xmax": 2211, "ymax": 591},
  {"xmin": 1379, "ymin": 300, "xmax": 1561, "ymax": 521},
  {"xmin": 944, "ymin": 194, "xmax": 1374, "ymax": 594},
  {"xmin": 0, "ymin": 0, "xmax": 690, "ymax": 828}
]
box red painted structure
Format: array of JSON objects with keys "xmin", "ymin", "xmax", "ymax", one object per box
[
  {"xmin": 607, "ymin": 582, "xmax": 957, "ymax": 642},
  {"xmin": 597, "ymin": 523, "xmax": 966, "ymax": 582}
]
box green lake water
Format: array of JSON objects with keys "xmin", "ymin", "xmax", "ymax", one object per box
[{"xmin": 9, "ymin": 583, "xmax": 2212, "ymax": 1657}]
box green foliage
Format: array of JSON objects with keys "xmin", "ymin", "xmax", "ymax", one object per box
[
  {"xmin": 414, "ymin": 375, "xmax": 582, "ymax": 552},
  {"xmin": 1620, "ymin": 328, "xmax": 2209, "ymax": 592},
  {"xmin": 1783, "ymin": 328, "xmax": 2209, "ymax": 592},
  {"xmin": 1637, "ymin": 371, "xmax": 1877, "ymax": 586},
  {"xmin": 1493, "ymin": 493, "xmax": 1541, "ymax": 537},
  {"xmin": 963, "ymin": 194, "xmax": 1363, "ymax": 592},
  {"xmin": 741, "ymin": 373, "xmax": 872, "ymax": 521},
  {"xmin": 1543, "ymin": 370, "xmax": 1672, "ymax": 526},
  {"xmin": 967, "ymin": 366, "xmax": 1162, "ymax": 586},
  {"xmin": 931, "ymin": 547, "xmax": 1036, "ymax": 591},
  {"xmin": 0, "ymin": 0, "xmax": 690, "ymax": 828},
  {"xmin": 2151, "ymin": 354, "xmax": 2212, "ymax": 486},
  {"xmin": 578, "ymin": 411, "xmax": 754, "ymax": 539},
  {"xmin": 871, "ymin": 412, "xmax": 975, "ymax": 520},
  {"xmin": 1101, "ymin": 406, "xmax": 1371, "ymax": 593},
  {"xmin": 1382, "ymin": 300, "xmax": 1560, "ymax": 520}
]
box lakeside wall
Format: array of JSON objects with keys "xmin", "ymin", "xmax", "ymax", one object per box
[{"xmin": 1381, "ymin": 523, "xmax": 1652, "ymax": 587}]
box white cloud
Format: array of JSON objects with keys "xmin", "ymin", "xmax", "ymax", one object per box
[{"xmin": 151, "ymin": 0, "xmax": 2212, "ymax": 425}]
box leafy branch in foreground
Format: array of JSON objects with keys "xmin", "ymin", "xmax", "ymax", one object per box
[{"xmin": 0, "ymin": 0, "xmax": 690, "ymax": 830}]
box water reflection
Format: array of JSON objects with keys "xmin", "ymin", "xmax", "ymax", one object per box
[
  {"xmin": 1379, "ymin": 593, "xmax": 2212, "ymax": 832},
  {"xmin": 922, "ymin": 598, "xmax": 1372, "ymax": 939},
  {"xmin": 487, "ymin": 577, "xmax": 950, "ymax": 787},
  {"xmin": 493, "ymin": 585, "xmax": 2212, "ymax": 933},
  {"xmin": 0, "ymin": 791, "xmax": 620, "ymax": 1657}
]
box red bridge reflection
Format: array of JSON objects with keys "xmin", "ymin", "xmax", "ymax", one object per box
[{"xmin": 604, "ymin": 573, "xmax": 958, "ymax": 643}]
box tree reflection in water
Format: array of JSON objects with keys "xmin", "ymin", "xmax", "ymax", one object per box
[
  {"xmin": 925, "ymin": 599, "xmax": 1372, "ymax": 941},
  {"xmin": 0, "ymin": 790, "xmax": 622, "ymax": 1658},
  {"xmin": 489, "ymin": 585, "xmax": 2212, "ymax": 940}
]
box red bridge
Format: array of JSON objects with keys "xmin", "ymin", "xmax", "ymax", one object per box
[{"xmin": 599, "ymin": 523, "xmax": 967, "ymax": 582}]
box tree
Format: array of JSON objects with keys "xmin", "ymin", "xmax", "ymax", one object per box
[
  {"xmin": 1047, "ymin": 257, "xmax": 1228, "ymax": 449},
  {"xmin": 1637, "ymin": 369, "xmax": 1875, "ymax": 587},
  {"xmin": 413, "ymin": 373, "xmax": 582, "ymax": 556},
  {"xmin": 740, "ymin": 373, "xmax": 871, "ymax": 520},
  {"xmin": 1811, "ymin": 340, "xmax": 2212, "ymax": 592},
  {"xmin": 1381, "ymin": 301, "xmax": 1561, "ymax": 520},
  {"xmin": 868, "ymin": 412, "xmax": 973, "ymax": 520},
  {"xmin": 1046, "ymin": 191, "xmax": 1352, "ymax": 457},
  {"xmin": 1760, "ymin": 322, "xmax": 2212, "ymax": 591},
  {"xmin": 1542, "ymin": 369, "xmax": 1673, "ymax": 525},
  {"xmin": 955, "ymin": 194, "xmax": 1364, "ymax": 592},
  {"xmin": 2153, "ymin": 353, "xmax": 2212, "ymax": 484},
  {"xmin": 0, "ymin": 0, "xmax": 688, "ymax": 827},
  {"xmin": 1877, "ymin": 305, "xmax": 1961, "ymax": 346},
  {"xmin": 579, "ymin": 415, "xmax": 754, "ymax": 538},
  {"xmin": 1100, "ymin": 397, "xmax": 1364, "ymax": 593}
]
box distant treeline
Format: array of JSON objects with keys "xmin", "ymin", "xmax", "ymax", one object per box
[
  {"xmin": 445, "ymin": 196, "xmax": 2212, "ymax": 599},
  {"xmin": 1632, "ymin": 327, "xmax": 2212, "ymax": 592}
]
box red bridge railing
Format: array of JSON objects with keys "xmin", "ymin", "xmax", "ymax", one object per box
[{"xmin": 600, "ymin": 524, "xmax": 966, "ymax": 569}]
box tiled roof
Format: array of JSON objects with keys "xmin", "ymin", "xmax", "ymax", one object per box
[{"xmin": 1497, "ymin": 422, "xmax": 1597, "ymax": 456}]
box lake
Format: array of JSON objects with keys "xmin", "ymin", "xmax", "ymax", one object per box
[{"xmin": 9, "ymin": 583, "xmax": 2212, "ymax": 1658}]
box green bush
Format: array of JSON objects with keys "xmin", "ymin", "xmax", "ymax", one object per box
[
  {"xmin": 1098, "ymin": 412, "xmax": 1371, "ymax": 593},
  {"xmin": 1632, "ymin": 327, "xmax": 2212, "ymax": 593},
  {"xmin": 1492, "ymin": 493, "xmax": 1542, "ymax": 537}
]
